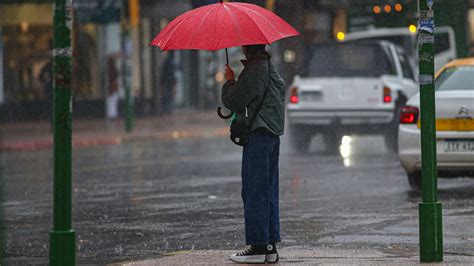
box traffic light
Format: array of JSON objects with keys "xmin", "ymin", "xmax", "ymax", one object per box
[
  {"xmin": 129, "ymin": 0, "xmax": 139, "ymax": 27},
  {"xmin": 266, "ymin": 0, "xmax": 274, "ymax": 11},
  {"xmin": 373, "ymin": 3, "xmax": 404, "ymax": 15}
]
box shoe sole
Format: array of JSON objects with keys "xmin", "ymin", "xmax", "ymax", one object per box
[
  {"xmin": 230, "ymin": 254, "xmax": 266, "ymax": 264},
  {"xmin": 266, "ymin": 253, "xmax": 279, "ymax": 263}
]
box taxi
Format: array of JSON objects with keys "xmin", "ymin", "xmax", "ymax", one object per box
[{"xmin": 398, "ymin": 58, "xmax": 474, "ymax": 190}]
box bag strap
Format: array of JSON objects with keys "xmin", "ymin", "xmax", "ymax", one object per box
[{"xmin": 248, "ymin": 60, "xmax": 271, "ymax": 129}]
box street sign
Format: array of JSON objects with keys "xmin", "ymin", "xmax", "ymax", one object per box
[
  {"xmin": 419, "ymin": 19, "xmax": 435, "ymax": 34},
  {"xmin": 427, "ymin": 0, "xmax": 434, "ymax": 10},
  {"xmin": 74, "ymin": 0, "xmax": 121, "ymax": 24}
]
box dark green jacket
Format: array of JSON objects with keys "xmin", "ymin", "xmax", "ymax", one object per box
[{"xmin": 222, "ymin": 54, "xmax": 286, "ymax": 136}]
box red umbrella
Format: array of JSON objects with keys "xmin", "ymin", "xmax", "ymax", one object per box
[
  {"xmin": 149, "ymin": 0, "xmax": 299, "ymax": 119},
  {"xmin": 149, "ymin": 0, "xmax": 299, "ymax": 62}
]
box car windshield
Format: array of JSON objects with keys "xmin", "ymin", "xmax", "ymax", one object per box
[
  {"xmin": 352, "ymin": 35, "xmax": 415, "ymax": 57},
  {"xmin": 435, "ymin": 66, "xmax": 474, "ymax": 91},
  {"xmin": 301, "ymin": 43, "xmax": 397, "ymax": 78}
]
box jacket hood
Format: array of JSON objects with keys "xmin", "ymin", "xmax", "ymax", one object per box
[{"xmin": 241, "ymin": 53, "xmax": 271, "ymax": 67}]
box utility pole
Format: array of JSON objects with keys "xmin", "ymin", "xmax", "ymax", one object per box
[
  {"xmin": 49, "ymin": 0, "xmax": 75, "ymax": 265},
  {"xmin": 122, "ymin": 0, "xmax": 138, "ymax": 132},
  {"xmin": 417, "ymin": 0, "xmax": 443, "ymax": 262}
]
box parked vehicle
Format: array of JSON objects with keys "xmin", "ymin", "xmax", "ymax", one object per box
[
  {"xmin": 398, "ymin": 58, "xmax": 474, "ymax": 190},
  {"xmin": 287, "ymin": 41, "xmax": 418, "ymax": 153},
  {"xmin": 344, "ymin": 26, "xmax": 457, "ymax": 73}
]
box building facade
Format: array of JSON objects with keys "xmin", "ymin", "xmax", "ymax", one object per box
[{"xmin": 1, "ymin": 0, "xmax": 473, "ymax": 121}]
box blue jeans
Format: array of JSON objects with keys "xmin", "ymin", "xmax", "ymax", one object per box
[{"xmin": 241, "ymin": 129, "xmax": 281, "ymax": 245}]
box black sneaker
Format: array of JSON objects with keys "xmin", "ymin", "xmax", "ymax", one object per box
[
  {"xmin": 230, "ymin": 245, "xmax": 266, "ymax": 264},
  {"xmin": 266, "ymin": 243, "xmax": 279, "ymax": 263}
]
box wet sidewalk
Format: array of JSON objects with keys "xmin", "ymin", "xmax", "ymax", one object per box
[
  {"xmin": 0, "ymin": 111, "xmax": 229, "ymax": 151},
  {"xmin": 112, "ymin": 248, "xmax": 474, "ymax": 265}
]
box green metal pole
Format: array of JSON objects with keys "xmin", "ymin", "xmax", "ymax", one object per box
[
  {"xmin": 125, "ymin": 76, "xmax": 134, "ymax": 132},
  {"xmin": 123, "ymin": 28, "xmax": 134, "ymax": 133},
  {"xmin": 417, "ymin": 0, "xmax": 443, "ymax": 262},
  {"xmin": 123, "ymin": 0, "xmax": 134, "ymax": 133},
  {"xmin": 49, "ymin": 0, "xmax": 76, "ymax": 265}
]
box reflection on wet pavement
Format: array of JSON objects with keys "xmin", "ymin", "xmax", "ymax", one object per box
[{"xmin": 1, "ymin": 133, "xmax": 474, "ymax": 264}]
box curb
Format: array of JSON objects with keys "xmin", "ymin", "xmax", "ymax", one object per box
[
  {"xmin": 109, "ymin": 248, "xmax": 474, "ymax": 265},
  {"xmin": 0, "ymin": 127, "xmax": 229, "ymax": 152}
]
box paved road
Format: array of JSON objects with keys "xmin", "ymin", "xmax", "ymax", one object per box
[{"xmin": 1, "ymin": 123, "xmax": 474, "ymax": 264}]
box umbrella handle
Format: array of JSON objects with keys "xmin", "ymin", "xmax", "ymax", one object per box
[
  {"xmin": 225, "ymin": 48, "xmax": 229, "ymax": 65},
  {"xmin": 217, "ymin": 107, "xmax": 233, "ymax": 119},
  {"xmin": 221, "ymin": 47, "xmax": 230, "ymax": 119}
]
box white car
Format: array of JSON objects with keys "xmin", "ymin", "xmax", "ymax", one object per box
[
  {"xmin": 344, "ymin": 26, "xmax": 457, "ymax": 73},
  {"xmin": 287, "ymin": 41, "xmax": 417, "ymax": 152},
  {"xmin": 398, "ymin": 58, "xmax": 474, "ymax": 190}
]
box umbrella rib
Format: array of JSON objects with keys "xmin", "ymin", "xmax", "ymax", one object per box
[
  {"xmin": 155, "ymin": 5, "xmax": 208, "ymax": 49},
  {"xmin": 231, "ymin": 4, "xmax": 287, "ymax": 42},
  {"xmin": 189, "ymin": 4, "xmax": 218, "ymax": 49},
  {"xmin": 159, "ymin": 17, "xmax": 191, "ymax": 49},
  {"xmin": 236, "ymin": 8, "xmax": 270, "ymax": 44},
  {"xmin": 222, "ymin": 4, "xmax": 246, "ymax": 46}
]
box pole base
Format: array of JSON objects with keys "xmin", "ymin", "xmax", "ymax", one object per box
[
  {"xmin": 419, "ymin": 202, "xmax": 443, "ymax": 262},
  {"xmin": 50, "ymin": 230, "xmax": 76, "ymax": 266}
]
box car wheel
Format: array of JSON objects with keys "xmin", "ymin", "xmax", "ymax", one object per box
[
  {"xmin": 323, "ymin": 132, "xmax": 341, "ymax": 154},
  {"xmin": 407, "ymin": 171, "xmax": 422, "ymax": 191},
  {"xmin": 289, "ymin": 124, "xmax": 312, "ymax": 153}
]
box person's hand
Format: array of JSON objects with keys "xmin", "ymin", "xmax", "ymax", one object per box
[{"xmin": 225, "ymin": 64, "xmax": 235, "ymax": 81}]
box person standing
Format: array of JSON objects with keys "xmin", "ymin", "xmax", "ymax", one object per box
[
  {"xmin": 160, "ymin": 51, "xmax": 176, "ymax": 114},
  {"xmin": 39, "ymin": 58, "xmax": 53, "ymax": 124},
  {"xmin": 222, "ymin": 45, "xmax": 286, "ymax": 264},
  {"xmin": 106, "ymin": 55, "xmax": 120, "ymax": 120}
]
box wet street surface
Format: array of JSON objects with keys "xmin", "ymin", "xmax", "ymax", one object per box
[{"xmin": 2, "ymin": 128, "xmax": 474, "ymax": 264}]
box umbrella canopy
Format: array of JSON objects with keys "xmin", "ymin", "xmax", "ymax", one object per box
[{"xmin": 149, "ymin": 1, "xmax": 299, "ymax": 51}]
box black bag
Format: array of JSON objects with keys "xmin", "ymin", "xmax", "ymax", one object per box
[
  {"xmin": 230, "ymin": 61, "xmax": 271, "ymax": 146},
  {"xmin": 230, "ymin": 107, "xmax": 251, "ymax": 146}
]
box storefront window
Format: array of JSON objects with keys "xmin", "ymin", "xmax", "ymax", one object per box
[
  {"xmin": 3, "ymin": 24, "xmax": 52, "ymax": 103},
  {"xmin": 2, "ymin": 23, "xmax": 103, "ymax": 103},
  {"xmin": 73, "ymin": 24, "xmax": 101, "ymax": 100}
]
